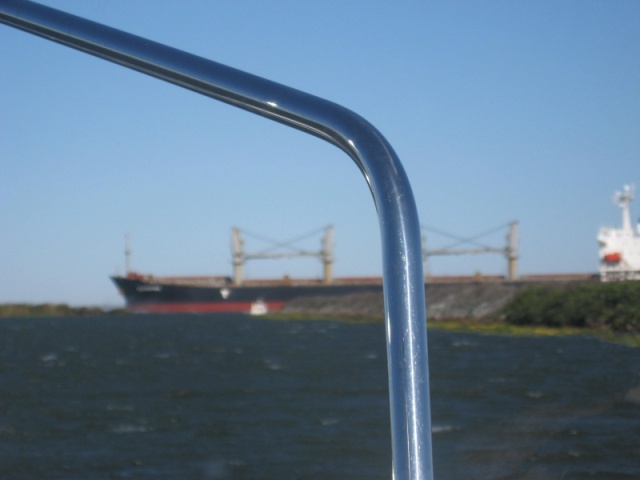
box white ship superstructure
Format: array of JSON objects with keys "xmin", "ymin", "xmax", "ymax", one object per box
[{"xmin": 597, "ymin": 185, "xmax": 640, "ymax": 281}]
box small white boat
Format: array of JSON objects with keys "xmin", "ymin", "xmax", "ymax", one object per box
[{"xmin": 249, "ymin": 300, "xmax": 268, "ymax": 316}]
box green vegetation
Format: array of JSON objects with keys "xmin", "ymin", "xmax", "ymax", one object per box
[
  {"xmin": 502, "ymin": 282, "xmax": 640, "ymax": 333},
  {"xmin": 428, "ymin": 319, "xmax": 640, "ymax": 347},
  {"xmin": 0, "ymin": 303, "xmax": 123, "ymax": 318},
  {"xmin": 272, "ymin": 282, "xmax": 640, "ymax": 346}
]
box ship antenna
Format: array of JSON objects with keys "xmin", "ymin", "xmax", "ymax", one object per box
[
  {"xmin": 124, "ymin": 233, "xmax": 131, "ymax": 275},
  {"xmin": 614, "ymin": 185, "xmax": 634, "ymax": 233}
]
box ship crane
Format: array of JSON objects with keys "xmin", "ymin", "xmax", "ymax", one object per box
[
  {"xmin": 422, "ymin": 221, "xmax": 519, "ymax": 281},
  {"xmin": 231, "ymin": 225, "xmax": 334, "ymax": 286}
]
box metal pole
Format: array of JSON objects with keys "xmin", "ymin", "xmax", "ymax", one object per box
[
  {"xmin": 231, "ymin": 228, "xmax": 244, "ymax": 286},
  {"xmin": 322, "ymin": 225, "xmax": 334, "ymax": 285},
  {"xmin": 0, "ymin": 1, "xmax": 433, "ymax": 478},
  {"xmin": 508, "ymin": 221, "xmax": 519, "ymax": 281}
]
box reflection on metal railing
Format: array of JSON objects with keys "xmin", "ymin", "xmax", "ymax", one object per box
[{"xmin": 0, "ymin": 1, "xmax": 433, "ymax": 478}]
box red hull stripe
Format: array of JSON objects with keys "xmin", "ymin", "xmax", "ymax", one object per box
[{"xmin": 130, "ymin": 301, "xmax": 286, "ymax": 313}]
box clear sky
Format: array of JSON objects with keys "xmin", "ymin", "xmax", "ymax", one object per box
[{"xmin": 1, "ymin": 1, "xmax": 639, "ymax": 307}]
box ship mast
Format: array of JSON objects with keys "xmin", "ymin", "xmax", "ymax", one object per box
[
  {"xmin": 124, "ymin": 233, "xmax": 132, "ymax": 275},
  {"xmin": 231, "ymin": 227, "xmax": 244, "ymax": 286},
  {"xmin": 322, "ymin": 225, "xmax": 334, "ymax": 285},
  {"xmin": 615, "ymin": 185, "xmax": 634, "ymax": 234}
]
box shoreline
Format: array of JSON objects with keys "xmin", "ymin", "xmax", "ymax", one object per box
[
  {"xmin": 426, "ymin": 318, "xmax": 640, "ymax": 348},
  {"xmin": 269, "ymin": 312, "xmax": 640, "ymax": 347},
  {"xmin": 0, "ymin": 303, "xmax": 125, "ymax": 317},
  {"xmin": 3, "ymin": 301, "xmax": 638, "ymax": 348}
]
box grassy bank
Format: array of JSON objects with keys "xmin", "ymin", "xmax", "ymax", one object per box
[
  {"xmin": 269, "ymin": 313, "xmax": 640, "ymax": 347},
  {"xmin": 273, "ymin": 280, "xmax": 640, "ymax": 347},
  {"xmin": 0, "ymin": 303, "xmax": 124, "ymax": 317},
  {"xmin": 428, "ymin": 319, "xmax": 640, "ymax": 347}
]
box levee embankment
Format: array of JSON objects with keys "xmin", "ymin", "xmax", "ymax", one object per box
[{"xmin": 281, "ymin": 278, "xmax": 596, "ymax": 321}]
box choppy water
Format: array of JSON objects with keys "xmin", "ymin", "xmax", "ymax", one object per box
[{"xmin": 0, "ymin": 314, "xmax": 638, "ymax": 479}]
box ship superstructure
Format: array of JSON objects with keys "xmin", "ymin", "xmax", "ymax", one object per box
[{"xmin": 597, "ymin": 185, "xmax": 640, "ymax": 281}]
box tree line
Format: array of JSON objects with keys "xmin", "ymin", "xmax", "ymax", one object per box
[{"xmin": 0, "ymin": 303, "xmax": 121, "ymax": 317}]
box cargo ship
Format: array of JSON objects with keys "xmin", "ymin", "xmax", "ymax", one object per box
[
  {"xmin": 111, "ymin": 226, "xmax": 383, "ymax": 314},
  {"xmin": 111, "ymin": 273, "xmax": 383, "ymax": 314},
  {"xmin": 112, "ymin": 218, "xmax": 600, "ymax": 314},
  {"xmin": 598, "ymin": 184, "xmax": 640, "ymax": 281}
]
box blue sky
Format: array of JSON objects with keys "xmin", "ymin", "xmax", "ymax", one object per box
[{"xmin": 1, "ymin": 1, "xmax": 639, "ymax": 306}]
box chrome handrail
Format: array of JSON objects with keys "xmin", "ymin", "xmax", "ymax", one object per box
[{"xmin": 0, "ymin": 1, "xmax": 434, "ymax": 478}]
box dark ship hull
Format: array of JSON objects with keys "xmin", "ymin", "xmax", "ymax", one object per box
[{"xmin": 111, "ymin": 275, "xmax": 383, "ymax": 314}]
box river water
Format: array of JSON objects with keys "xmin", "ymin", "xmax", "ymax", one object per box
[{"xmin": 0, "ymin": 314, "xmax": 638, "ymax": 479}]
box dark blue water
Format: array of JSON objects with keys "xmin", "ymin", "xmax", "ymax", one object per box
[{"xmin": 0, "ymin": 315, "xmax": 638, "ymax": 479}]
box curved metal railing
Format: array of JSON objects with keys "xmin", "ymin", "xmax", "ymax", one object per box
[{"xmin": 0, "ymin": 1, "xmax": 433, "ymax": 478}]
